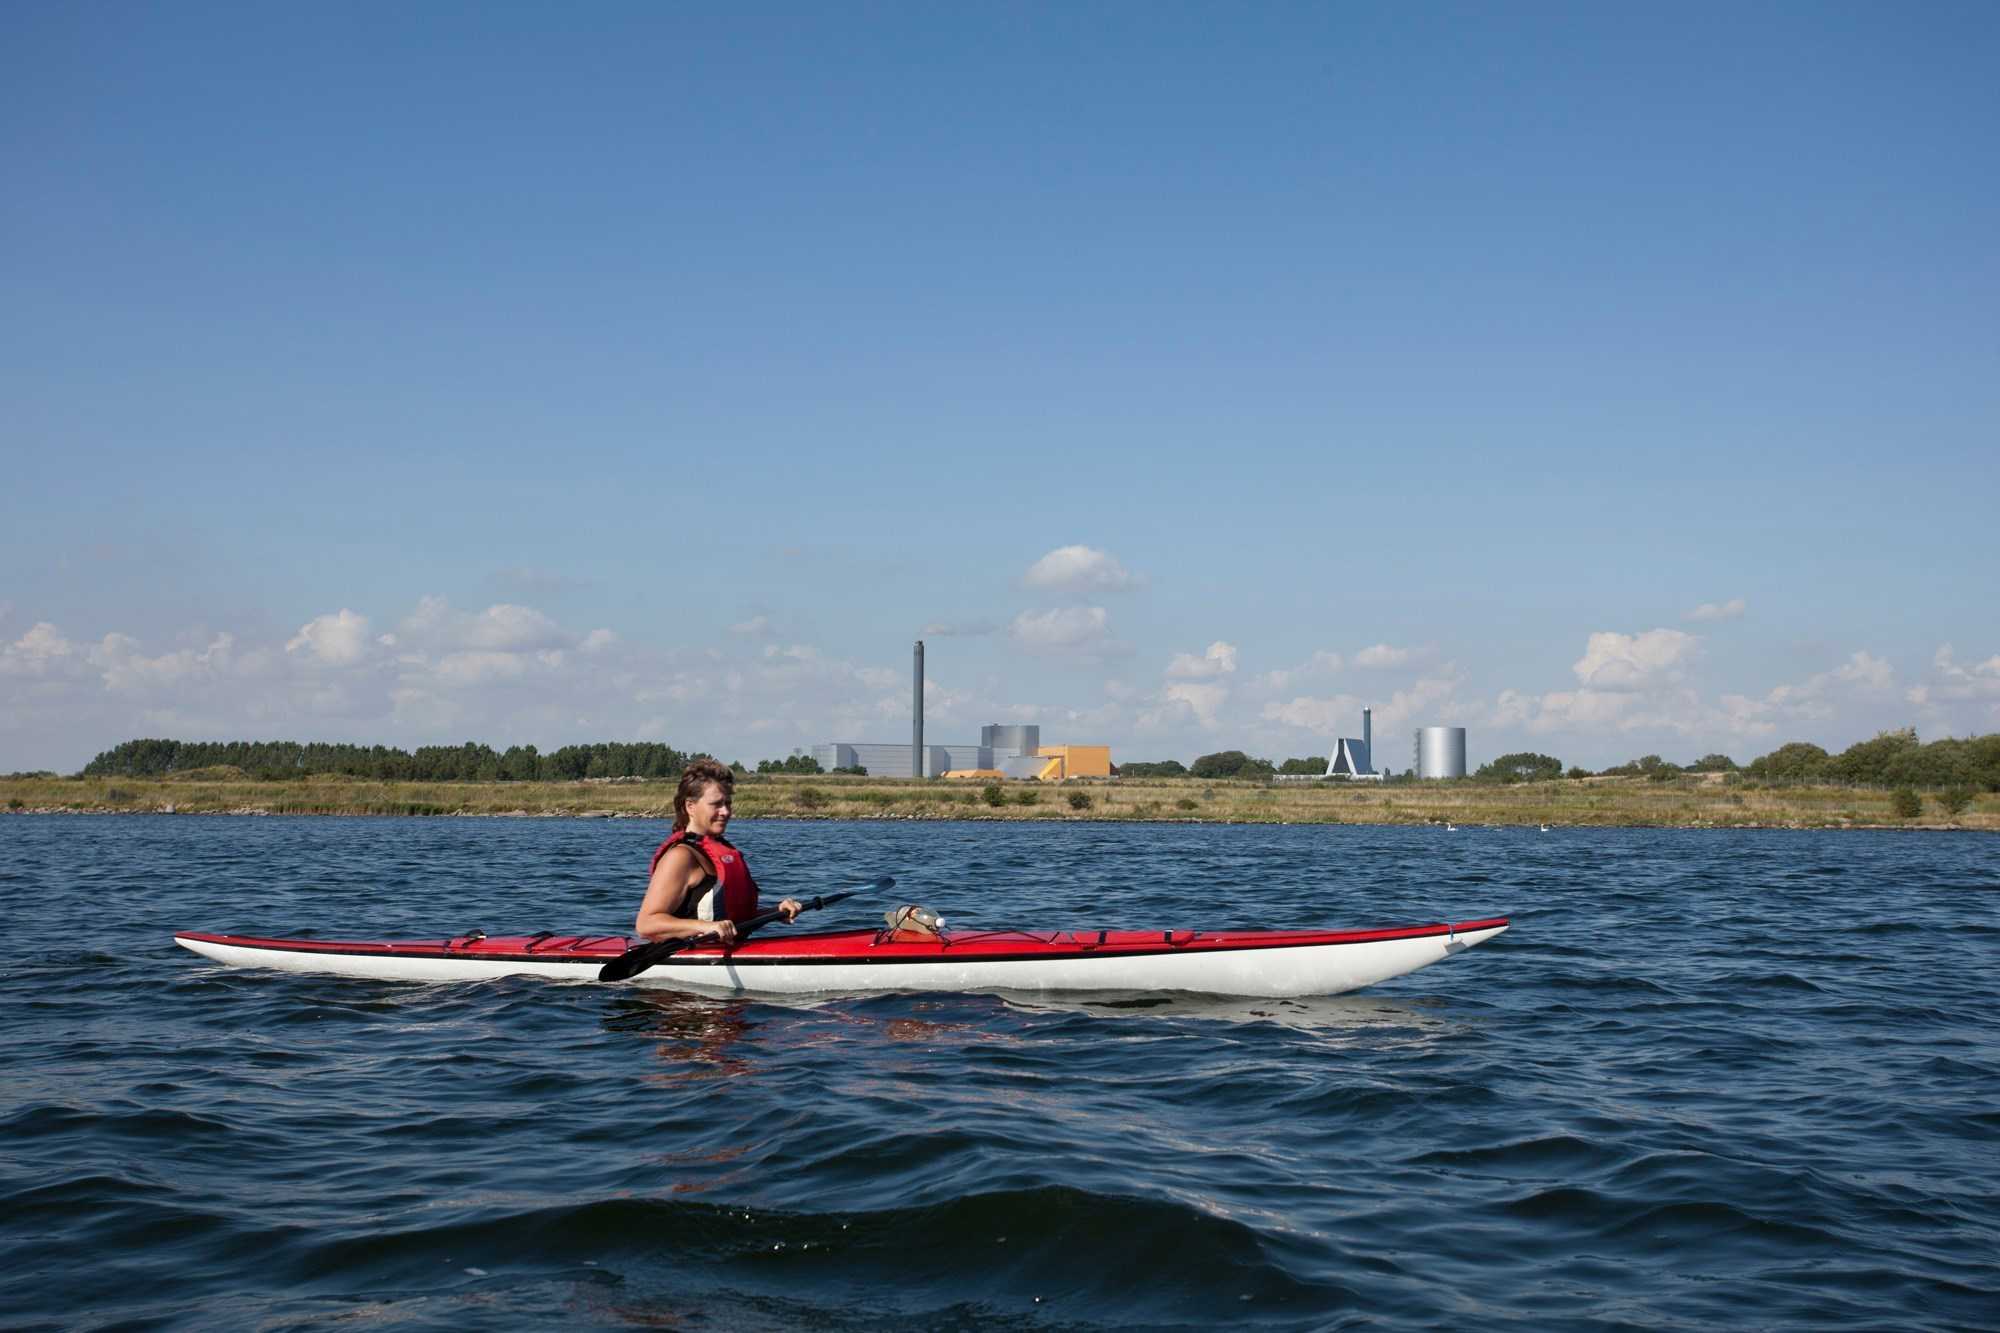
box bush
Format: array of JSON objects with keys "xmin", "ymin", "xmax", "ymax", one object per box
[
  {"xmin": 1936, "ymin": 785, "xmax": 1974, "ymax": 818},
  {"xmin": 1118, "ymin": 760, "xmax": 1188, "ymax": 778},
  {"xmin": 1012, "ymin": 788, "xmax": 1040, "ymax": 806},
  {"xmin": 1474, "ymin": 752, "xmax": 1564, "ymax": 783},
  {"xmin": 794, "ymin": 786, "xmax": 826, "ymax": 811},
  {"xmin": 1746, "ymin": 742, "xmax": 1832, "ymax": 783},
  {"xmin": 1889, "ymin": 786, "xmax": 1922, "ymax": 819},
  {"xmin": 1176, "ymin": 798, "xmax": 1198, "ymax": 811},
  {"xmin": 981, "ymin": 784, "xmax": 1004, "ymax": 807},
  {"xmin": 1566, "ymin": 766, "xmax": 1591, "ymax": 779},
  {"xmin": 832, "ymin": 765, "xmax": 868, "ymax": 776},
  {"xmin": 1067, "ymin": 791, "xmax": 1093, "ymax": 811},
  {"xmin": 1190, "ymin": 750, "xmax": 1275, "ymax": 779},
  {"xmin": 756, "ymin": 753, "xmax": 823, "ymax": 775}
]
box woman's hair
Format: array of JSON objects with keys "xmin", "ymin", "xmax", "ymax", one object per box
[{"xmin": 672, "ymin": 758, "xmax": 736, "ymax": 832}]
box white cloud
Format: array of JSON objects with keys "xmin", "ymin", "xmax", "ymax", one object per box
[
  {"xmin": 1010, "ymin": 606, "xmax": 1111, "ymax": 650},
  {"xmin": 1261, "ymin": 693, "xmax": 1361, "ymax": 733},
  {"xmin": 1023, "ymin": 545, "xmax": 1135, "ymax": 592},
  {"xmin": 1162, "ymin": 681, "xmax": 1230, "ymax": 729},
  {"xmin": 92, "ymin": 632, "xmax": 237, "ymax": 693},
  {"xmin": 919, "ymin": 619, "xmax": 1001, "ymax": 638},
  {"xmin": 1686, "ymin": 597, "xmax": 1747, "ymax": 622},
  {"xmin": 1166, "ymin": 641, "xmax": 1238, "ymax": 679},
  {"xmin": 1572, "ymin": 629, "xmax": 1698, "ymax": 690},
  {"xmin": 286, "ymin": 610, "xmax": 372, "ymax": 666},
  {"xmin": 580, "ymin": 628, "xmax": 617, "ymax": 654},
  {"xmin": 1254, "ymin": 650, "xmax": 1342, "ymax": 692},
  {"xmin": 729, "ymin": 616, "xmax": 770, "ymax": 636},
  {"xmin": 1354, "ymin": 643, "xmax": 1411, "ymax": 669},
  {"xmin": 1834, "ymin": 650, "xmax": 1893, "ymax": 690},
  {"xmin": 0, "ymin": 623, "xmax": 84, "ymax": 677},
  {"xmin": 461, "ymin": 603, "xmax": 566, "ymax": 652}
]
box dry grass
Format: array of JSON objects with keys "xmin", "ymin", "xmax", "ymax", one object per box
[{"xmin": 2, "ymin": 771, "xmax": 1993, "ymax": 830}]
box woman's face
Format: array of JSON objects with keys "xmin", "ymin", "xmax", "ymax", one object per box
[{"xmin": 686, "ymin": 781, "xmax": 731, "ymax": 834}]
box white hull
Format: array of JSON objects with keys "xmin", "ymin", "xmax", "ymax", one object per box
[{"xmin": 175, "ymin": 923, "xmax": 1507, "ymax": 999}]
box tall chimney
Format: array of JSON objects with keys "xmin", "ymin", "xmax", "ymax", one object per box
[
  {"xmin": 912, "ymin": 640, "xmax": 925, "ymax": 779},
  {"xmin": 1363, "ymin": 707, "xmax": 1373, "ymax": 772}
]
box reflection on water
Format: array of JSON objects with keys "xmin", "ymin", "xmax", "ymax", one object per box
[
  {"xmin": 604, "ymin": 991, "xmax": 757, "ymax": 1083},
  {"xmin": 997, "ymin": 988, "xmax": 1459, "ymax": 1040}
]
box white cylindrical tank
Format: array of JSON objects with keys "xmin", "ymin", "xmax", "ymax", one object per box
[{"xmin": 1415, "ymin": 726, "xmax": 1467, "ymax": 779}]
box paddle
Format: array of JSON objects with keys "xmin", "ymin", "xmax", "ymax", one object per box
[{"xmin": 597, "ymin": 876, "xmax": 892, "ymax": 982}]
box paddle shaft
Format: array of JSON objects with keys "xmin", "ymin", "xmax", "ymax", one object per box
[{"xmin": 597, "ymin": 879, "xmax": 888, "ymax": 982}]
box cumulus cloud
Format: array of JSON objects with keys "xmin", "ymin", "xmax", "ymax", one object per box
[
  {"xmin": 1354, "ymin": 643, "xmax": 1411, "ymax": 669},
  {"xmin": 1260, "ymin": 674, "xmax": 1461, "ymax": 740},
  {"xmin": 1686, "ymin": 597, "xmax": 1747, "ymax": 622},
  {"xmin": 286, "ymin": 610, "xmax": 372, "ymax": 666},
  {"xmin": 1011, "ymin": 606, "xmax": 1111, "ymax": 651},
  {"xmin": 460, "ymin": 603, "xmax": 567, "ymax": 652},
  {"xmin": 92, "ymin": 632, "xmax": 237, "ymax": 693},
  {"xmin": 1162, "ymin": 681, "xmax": 1230, "ymax": 729},
  {"xmin": 1023, "ymin": 545, "xmax": 1135, "ymax": 592},
  {"xmin": 580, "ymin": 628, "xmax": 617, "ymax": 653},
  {"xmin": 1254, "ymin": 650, "xmax": 1342, "ymax": 692},
  {"xmin": 0, "ymin": 622, "xmax": 83, "ymax": 677},
  {"xmin": 1572, "ymin": 629, "xmax": 1698, "ymax": 690},
  {"xmin": 1166, "ymin": 641, "xmax": 1238, "ymax": 680},
  {"xmin": 728, "ymin": 615, "xmax": 770, "ymax": 636},
  {"xmin": 919, "ymin": 619, "xmax": 1001, "ymax": 638}
]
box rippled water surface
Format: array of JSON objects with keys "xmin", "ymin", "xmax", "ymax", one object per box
[{"xmin": 3, "ymin": 816, "xmax": 1996, "ymax": 1330}]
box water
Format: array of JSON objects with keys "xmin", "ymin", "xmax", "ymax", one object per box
[{"xmin": 2, "ymin": 816, "xmax": 1996, "ymax": 1330}]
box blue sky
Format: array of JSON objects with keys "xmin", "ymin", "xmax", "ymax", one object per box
[{"xmin": 4, "ymin": 2, "xmax": 1996, "ymax": 773}]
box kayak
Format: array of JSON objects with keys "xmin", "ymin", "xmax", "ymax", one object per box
[{"xmin": 173, "ymin": 917, "xmax": 1508, "ymax": 998}]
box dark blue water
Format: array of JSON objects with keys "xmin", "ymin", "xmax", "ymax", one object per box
[{"xmin": 3, "ymin": 816, "xmax": 1995, "ymax": 1330}]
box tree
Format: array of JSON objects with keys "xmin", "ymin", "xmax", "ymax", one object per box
[
  {"xmin": 1889, "ymin": 786, "xmax": 1922, "ymax": 819},
  {"xmin": 1474, "ymin": 752, "xmax": 1564, "ymax": 783},
  {"xmin": 1746, "ymin": 743, "xmax": 1831, "ymax": 782},
  {"xmin": 1190, "ymin": 751, "xmax": 1248, "ymax": 779},
  {"xmin": 1687, "ymin": 753, "xmax": 1738, "ymax": 773},
  {"xmin": 1278, "ymin": 756, "xmax": 1329, "ymax": 775},
  {"xmin": 1832, "ymin": 729, "xmax": 1920, "ymax": 786},
  {"xmin": 1118, "ymin": 760, "xmax": 1188, "ymax": 778}
]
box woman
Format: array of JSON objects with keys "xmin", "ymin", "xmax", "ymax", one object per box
[{"xmin": 636, "ymin": 759, "xmax": 801, "ymax": 945}]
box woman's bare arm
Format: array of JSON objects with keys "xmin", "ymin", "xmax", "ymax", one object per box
[{"xmin": 634, "ymin": 846, "xmax": 735, "ymax": 943}]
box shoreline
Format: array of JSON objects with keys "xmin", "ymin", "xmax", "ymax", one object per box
[{"xmin": 4, "ymin": 772, "xmax": 1991, "ymax": 832}]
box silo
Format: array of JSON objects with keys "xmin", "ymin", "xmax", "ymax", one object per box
[
  {"xmin": 1414, "ymin": 726, "xmax": 1467, "ymax": 779},
  {"xmin": 980, "ymin": 724, "xmax": 1040, "ymax": 761}
]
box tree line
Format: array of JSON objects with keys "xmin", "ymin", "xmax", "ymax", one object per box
[
  {"xmin": 1118, "ymin": 729, "xmax": 2000, "ymax": 791},
  {"xmin": 81, "ymin": 738, "xmax": 701, "ymax": 782}
]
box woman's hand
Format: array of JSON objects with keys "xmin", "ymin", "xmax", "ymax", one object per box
[
  {"xmin": 710, "ymin": 919, "xmax": 738, "ymax": 946},
  {"xmin": 777, "ymin": 898, "xmax": 805, "ymax": 921}
]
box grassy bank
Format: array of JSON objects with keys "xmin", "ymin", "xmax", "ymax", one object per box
[{"xmin": 3, "ymin": 770, "xmax": 1992, "ymax": 830}]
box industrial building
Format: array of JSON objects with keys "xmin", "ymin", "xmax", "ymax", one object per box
[
  {"xmin": 1415, "ymin": 726, "xmax": 1468, "ymax": 779},
  {"xmin": 811, "ymin": 642, "xmax": 1111, "ymax": 779},
  {"xmin": 1325, "ymin": 708, "xmax": 1382, "ymax": 779}
]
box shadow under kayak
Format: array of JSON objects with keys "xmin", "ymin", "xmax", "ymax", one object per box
[{"xmin": 174, "ymin": 918, "xmax": 1509, "ymax": 998}]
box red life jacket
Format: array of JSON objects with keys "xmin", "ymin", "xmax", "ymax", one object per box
[{"xmin": 648, "ymin": 830, "xmax": 760, "ymax": 924}]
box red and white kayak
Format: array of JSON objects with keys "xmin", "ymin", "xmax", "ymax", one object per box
[{"xmin": 174, "ymin": 918, "xmax": 1508, "ymax": 998}]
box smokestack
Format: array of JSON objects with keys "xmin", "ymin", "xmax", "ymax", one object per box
[
  {"xmin": 913, "ymin": 640, "xmax": 925, "ymax": 779},
  {"xmin": 1363, "ymin": 707, "xmax": 1373, "ymax": 771}
]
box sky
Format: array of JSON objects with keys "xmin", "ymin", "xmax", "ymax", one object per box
[{"xmin": 4, "ymin": 2, "xmax": 1997, "ymax": 774}]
